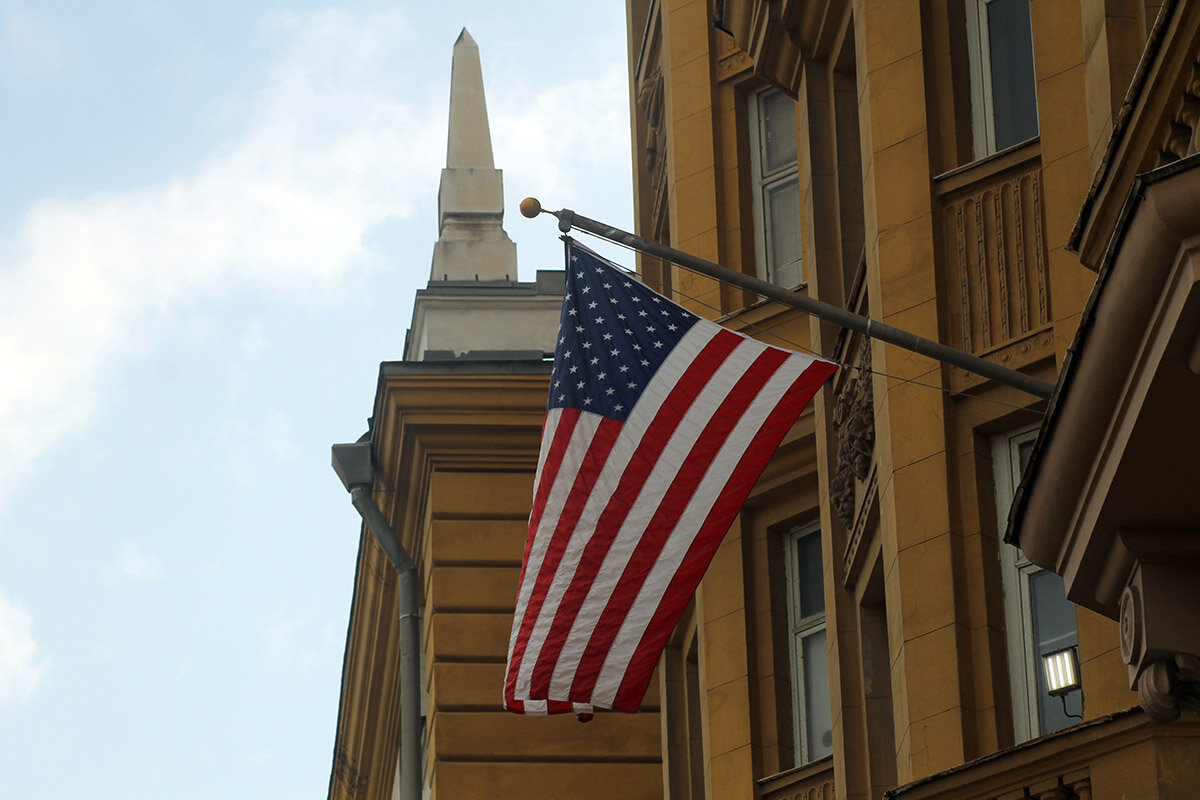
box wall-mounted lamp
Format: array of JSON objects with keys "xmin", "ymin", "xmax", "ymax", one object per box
[
  {"xmin": 1042, "ymin": 646, "xmax": 1084, "ymax": 721},
  {"xmin": 1042, "ymin": 646, "xmax": 1081, "ymax": 696}
]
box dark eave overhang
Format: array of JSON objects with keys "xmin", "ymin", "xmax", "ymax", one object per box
[{"xmin": 1007, "ymin": 152, "xmax": 1200, "ymax": 617}]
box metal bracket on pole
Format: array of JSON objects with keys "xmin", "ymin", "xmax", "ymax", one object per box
[{"xmin": 520, "ymin": 199, "xmax": 1054, "ymax": 400}]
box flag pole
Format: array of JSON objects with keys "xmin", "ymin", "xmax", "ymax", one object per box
[{"xmin": 519, "ymin": 198, "xmax": 1054, "ymax": 400}]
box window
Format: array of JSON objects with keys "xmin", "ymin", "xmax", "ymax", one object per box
[
  {"xmin": 748, "ymin": 87, "xmax": 803, "ymax": 287},
  {"xmin": 965, "ymin": 0, "xmax": 1039, "ymax": 156},
  {"xmin": 993, "ymin": 427, "xmax": 1081, "ymax": 741},
  {"xmin": 683, "ymin": 636, "xmax": 706, "ymax": 800},
  {"xmin": 663, "ymin": 600, "xmax": 706, "ymax": 800},
  {"xmin": 784, "ymin": 524, "xmax": 832, "ymax": 762}
]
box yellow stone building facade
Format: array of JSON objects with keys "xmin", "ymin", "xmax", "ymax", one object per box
[{"xmin": 624, "ymin": 0, "xmax": 1200, "ymax": 799}]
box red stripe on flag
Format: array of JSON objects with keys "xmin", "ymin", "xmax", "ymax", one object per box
[
  {"xmin": 524, "ymin": 329, "xmax": 743, "ymax": 698},
  {"xmin": 518, "ymin": 409, "xmax": 579, "ymax": 584},
  {"xmin": 504, "ymin": 415, "xmax": 622, "ymax": 708},
  {"xmin": 566, "ymin": 346, "xmax": 790, "ymax": 700},
  {"xmin": 505, "ymin": 410, "xmax": 577, "ymax": 712},
  {"xmin": 610, "ymin": 358, "xmax": 838, "ymax": 711}
]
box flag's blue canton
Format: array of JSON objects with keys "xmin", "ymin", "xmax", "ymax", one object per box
[{"xmin": 549, "ymin": 244, "xmax": 700, "ymax": 422}]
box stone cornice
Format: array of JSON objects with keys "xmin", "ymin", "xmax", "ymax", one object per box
[{"xmin": 1071, "ymin": 1, "xmax": 1200, "ymax": 268}]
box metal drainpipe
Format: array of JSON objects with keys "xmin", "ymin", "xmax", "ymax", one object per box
[{"xmin": 334, "ymin": 443, "xmax": 422, "ymax": 800}]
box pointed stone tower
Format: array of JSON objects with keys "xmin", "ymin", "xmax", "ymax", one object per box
[
  {"xmin": 404, "ymin": 29, "xmax": 563, "ymax": 361},
  {"xmin": 430, "ymin": 28, "xmax": 517, "ymax": 282}
]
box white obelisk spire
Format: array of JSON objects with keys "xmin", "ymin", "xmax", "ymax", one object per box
[{"xmin": 430, "ymin": 28, "xmax": 517, "ymax": 281}]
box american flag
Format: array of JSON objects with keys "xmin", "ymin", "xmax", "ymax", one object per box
[{"xmin": 504, "ymin": 239, "xmax": 836, "ymax": 715}]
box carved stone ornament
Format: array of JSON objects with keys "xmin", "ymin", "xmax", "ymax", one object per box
[
  {"xmin": 831, "ymin": 344, "xmax": 875, "ymax": 530},
  {"xmin": 1119, "ymin": 579, "xmax": 1200, "ymax": 723},
  {"xmin": 1135, "ymin": 656, "xmax": 1200, "ymax": 724},
  {"xmin": 1156, "ymin": 59, "xmax": 1200, "ymax": 166},
  {"xmin": 1118, "ymin": 584, "xmax": 1143, "ymax": 665},
  {"xmin": 636, "ymin": 67, "xmax": 665, "ymax": 179}
]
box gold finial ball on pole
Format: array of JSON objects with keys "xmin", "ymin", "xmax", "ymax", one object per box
[{"xmin": 519, "ymin": 197, "xmax": 543, "ymax": 218}]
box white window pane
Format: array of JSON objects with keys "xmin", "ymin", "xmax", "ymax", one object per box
[
  {"xmin": 803, "ymin": 629, "xmax": 833, "ymax": 759},
  {"xmin": 986, "ymin": 0, "xmax": 1038, "ymax": 149},
  {"xmin": 766, "ymin": 176, "xmax": 802, "ymax": 285},
  {"xmin": 759, "ymin": 90, "xmax": 798, "ymax": 173}
]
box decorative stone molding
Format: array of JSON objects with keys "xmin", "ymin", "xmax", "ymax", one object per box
[
  {"xmin": 1071, "ymin": 6, "xmax": 1200, "ymax": 268},
  {"xmin": 882, "ymin": 699, "xmax": 1200, "ymax": 798},
  {"xmin": 885, "ymin": 756, "xmax": 1093, "ymax": 800},
  {"xmin": 842, "ymin": 466, "xmax": 877, "ymax": 582},
  {"xmin": 830, "ymin": 344, "xmax": 874, "ymax": 531},
  {"xmin": 939, "ymin": 157, "xmax": 1050, "ymax": 357},
  {"xmin": 1115, "ymin": 527, "xmax": 1200, "ymax": 723},
  {"xmin": 757, "ymin": 756, "xmax": 834, "ymax": 800},
  {"xmin": 637, "ymin": 67, "xmax": 664, "ymax": 172},
  {"xmin": 949, "ymin": 326, "xmax": 1054, "ymax": 394},
  {"xmin": 1155, "ymin": 59, "xmax": 1200, "ymax": 166},
  {"xmin": 717, "ymin": 0, "xmax": 805, "ymax": 94},
  {"xmin": 1066, "ymin": 772, "xmax": 1093, "ymax": 800},
  {"xmin": 636, "ymin": 65, "xmax": 669, "ymax": 235},
  {"xmin": 1134, "ymin": 657, "xmax": 1200, "ymax": 723}
]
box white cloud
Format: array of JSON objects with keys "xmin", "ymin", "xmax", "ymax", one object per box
[
  {"xmin": 115, "ymin": 541, "xmax": 165, "ymax": 583},
  {"xmin": 490, "ymin": 61, "xmax": 631, "ymax": 204},
  {"xmin": 0, "ymin": 8, "xmax": 632, "ymax": 510},
  {"xmin": 0, "ymin": 9, "xmax": 440, "ymax": 508},
  {"xmin": 0, "ymin": 589, "xmax": 49, "ymax": 705}
]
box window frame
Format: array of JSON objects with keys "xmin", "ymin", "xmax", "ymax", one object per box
[
  {"xmin": 747, "ymin": 86, "xmax": 804, "ymax": 288},
  {"xmin": 783, "ymin": 522, "xmax": 831, "ymax": 764},
  {"xmin": 964, "ymin": 0, "xmax": 1039, "ymax": 158},
  {"xmin": 992, "ymin": 426, "xmax": 1080, "ymax": 742},
  {"xmin": 662, "ymin": 598, "xmax": 707, "ymax": 800}
]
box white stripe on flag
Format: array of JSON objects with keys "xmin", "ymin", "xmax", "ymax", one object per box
[
  {"xmin": 589, "ymin": 353, "xmax": 814, "ymax": 707},
  {"xmin": 504, "ymin": 409, "xmax": 599, "ymax": 669},
  {"xmin": 546, "ymin": 333, "xmax": 771, "ymax": 698},
  {"xmin": 512, "ymin": 322, "xmax": 722, "ymax": 702},
  {"xmin": 530, "ymin": 405, "xmax": 561, "ymax": 496}
]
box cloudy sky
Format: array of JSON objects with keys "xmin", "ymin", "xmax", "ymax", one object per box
[{"xmin": 0, "ymin": 2, "xmax": 632, "ymax": 796}]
